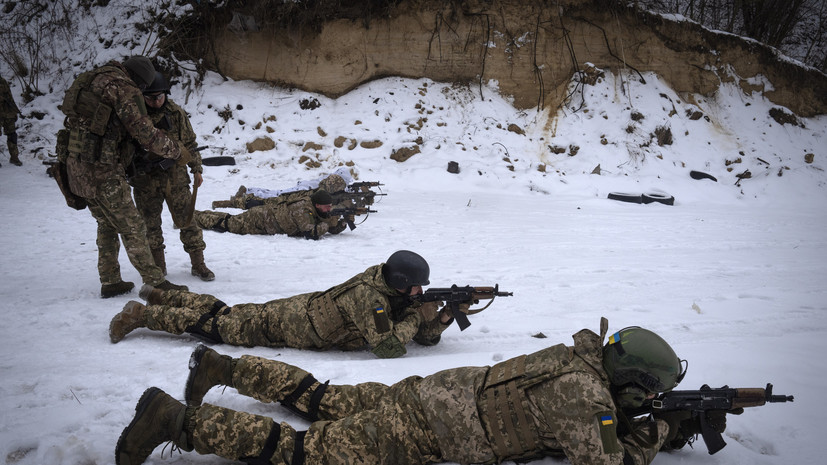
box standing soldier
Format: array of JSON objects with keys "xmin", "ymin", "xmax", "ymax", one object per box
[
  {"xmin": 58, "ymin": 56, "xmax": 188, "ymax": 297},
  {"xmin": 130, "ymin": 72, "xmax": 214, "ymax": 282},
  {"xmin": 0, "ymin": 75, "xmax": 22, "ymax": 167},
  {"xmin": 114, "ymin": 321, "xmax": 737, "ymax": 465},
  {"xmin": 194, "ymin": 189, "xmax": 350, "ymax": 238}
]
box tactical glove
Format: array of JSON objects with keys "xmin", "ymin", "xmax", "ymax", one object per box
[{"xmin": 415, "ymin": 301, "xmax": 440, "ymax": 322}]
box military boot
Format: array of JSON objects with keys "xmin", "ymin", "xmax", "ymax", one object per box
[
  {"xmin": 211, "ymin": 200, "xmax": 233, "ymax": 209},
  {"xmin": 138, "ymin": 284, "xmax": 164, "ymax": 305},
  {"xmin": 155, "ymin": 280, "xmax": 188, "ymax": 292},
  {"xmin": 185, "ymin": 343, "xmax": 235, "ymax": 406},
  {"xmin": 110, "ymin": 301, "xmax": 146, "ymax": 343},
  {"xmin": 151, "ymin": 248, "xmax": 166, "ymax": 275},
  {"xmin": 101, "ymin": 281, "xmax": 135, "ymax": 299},
  {"xmin": 8, "ymin": 135, "xmax": 21, "ymax": 166},
  {"xmin": 189, "ymin": 250, "xmax": 215, "ymax": 282},
  {"xmin": 115, "ymin": 387, "xmax": 191, "ymax": 465}
]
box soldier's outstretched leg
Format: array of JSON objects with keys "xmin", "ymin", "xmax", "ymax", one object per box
[
  {"xmin": 185, "ymin": 346, "xmax": 391, "ymax": 421},
  {"xmin": 189, "ymin": 404, "xmax": 303, "ymax": 465},
  {"xmin": 139, "ymin": 285, "xmax": 221, "ymax": 308},
  {"xmin": 193, "ymin": 210, "xmax": 231, "ymax": 232}
]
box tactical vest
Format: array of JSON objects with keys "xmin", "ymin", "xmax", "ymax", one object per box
[
  {"xmin": 479, "ymin": 321, "xmax": 609, "ymax": 462},
  {"xmin": 61, "ymin": 65, "xmax": 132, "ymax": 166},
  {"xmin": 305, "ymin": 274, "xmax": 365, "ymax": 344}
]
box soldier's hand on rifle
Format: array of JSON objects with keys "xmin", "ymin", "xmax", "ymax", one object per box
[
  {"xmin": 193, "ymin": 172, "xmax": 203, "ymax": 188},
  {"xmin": 415, "ymin": 301, "xmax": 440, "ymax": 322},
  {"xmin": 655, "ymin": 408, "xmax": 742, "ymax": 448}
]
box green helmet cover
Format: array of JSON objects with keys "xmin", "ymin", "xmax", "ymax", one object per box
[{"xmin": 603, "ymin": 327, "xmax": 685, "ymax": 394}]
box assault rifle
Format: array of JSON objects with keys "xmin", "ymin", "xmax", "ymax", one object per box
[
  {"xmin": 347, "ymin": 181, "xmax": 383, "ymax": 192},
  {"xmin": 411, "ymin": 284, "xmax": 513, "ymax": 331},
  {"xmin": 330, "ymin": 206, "xmax": 377, "ymax": 230},
  {"xmin": 331, "ymin": 190, "xmax": 386, "ymax": 208},
  {"xmin": 629, "ymin": 383, "xmax": 794, "ymax": 455}
]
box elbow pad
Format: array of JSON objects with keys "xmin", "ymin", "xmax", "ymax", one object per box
[{"xmin": 371, "ymin": 335, "xmax": 407, "ymax": 359}]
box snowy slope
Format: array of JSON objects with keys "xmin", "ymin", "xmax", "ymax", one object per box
[{"xmin": 1, "ymin": 2, "xmax": 826, "ymax": 464}]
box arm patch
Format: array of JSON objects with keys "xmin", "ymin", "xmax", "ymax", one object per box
[
  {"xmin": 372, "ymin": 306, "xmax": 391, "ymax": 333},
  {"xmin": 596, "ymin": 411, "xmax": 624, "ymax": 455}
]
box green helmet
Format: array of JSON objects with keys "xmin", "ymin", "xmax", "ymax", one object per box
[{"xmin": 603, "ymin": 327, "xmax": 685, "ymax": 394}]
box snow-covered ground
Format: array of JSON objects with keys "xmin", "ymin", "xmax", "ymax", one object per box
[{"xmin": 1, "ymin": 2, "xmax": 826, "ymax": 464}]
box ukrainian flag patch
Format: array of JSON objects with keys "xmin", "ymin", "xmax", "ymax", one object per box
[
  {"xmin": 597, "ymin": 411, "xmax": 623, "ymax": 454},
  {"xmin": 373, "ymin": 306, "xmax": 390, "ymax": 333}
]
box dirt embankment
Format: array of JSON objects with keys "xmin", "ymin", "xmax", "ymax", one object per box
[{"xmin": 178, "ymin": 0, "xmax": 827, "ymax": 117}]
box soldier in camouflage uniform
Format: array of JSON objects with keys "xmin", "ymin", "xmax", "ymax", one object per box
[
  {"xmin": 109, "ymin": 250, "xmax": 455, "ymax": 358},
  {"xmin": 57, "ymin": 56, "xmax": 188, "ymax": 298},
  {"xmin": 212, "ymin": 174, "xmax": 348, "ymax": 210},
  {"xmin": 0, "ymin": 75, "xmax": 21, "ymax": 167},
  {"xmin": 130, "ymin": 72, "xmax": 215, "ymax": 281},
  {"xmin": 116, "ymin": 320, "xmax": 734, "ymax": 465},
  {"xmin": 194, "ymin": 189, "xmax": 350, "ymax": 238}
]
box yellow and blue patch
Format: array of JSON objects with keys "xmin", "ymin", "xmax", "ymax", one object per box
[
  {"xmin": 596, "ymin": 411, "xmax": 622, "ymax": 454},
  {"xmin": 608, "ymin": 331, "xmax": 621, "ymax": 344}
]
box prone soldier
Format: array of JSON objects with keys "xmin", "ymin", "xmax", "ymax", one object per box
[
  {"xmin": 194, "ymin": 189, "xmax": 357, "ymax": 238},
  {"xmin": 115, "ymin": 320, "xmax": 767, "ymax": 465},
  {"xmin": 109, "ymin": 250, "xmax": 457, "ymax": 358}
]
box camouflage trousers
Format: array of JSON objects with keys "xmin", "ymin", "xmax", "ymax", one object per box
[
  {"xmin": 194, "ymin": 207, "xmax": 284, "ymax": 235},
  {"xmin": 132, "ymin": 166, "xmax": 206, "ymax": 254},
  {"xmin": 143, "ymin": 289, "xmax": 325, "ymax": 349},
  {"xmin": 189, "ymin": 355, "xmax": 442, "ymax": 464},
  {"xmin": 1, "ymin": 117, "xmax": 17, "ymax": 158},
  {"xmin": 85, "ymin": 178, "xmax": 165, "ymax": 286}
]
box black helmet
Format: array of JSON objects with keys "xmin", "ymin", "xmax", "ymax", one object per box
[
  {"xmin": 123, "ymin": 56, "xmax": 155, "ymax": 90},
  {"xmin": 143, "ymin": 71, "xmax": 170, "ymax": 95},
  {"xmin": 310, "ymin": 189, "xmax": 333, "ymax": 205},
  {"xmin": 382, "ymin": 250, "xmax": 430, "ymax": 289},
  {"xmin": 603, "ymin": 327, "xmax": 685, "ymax": 397}
]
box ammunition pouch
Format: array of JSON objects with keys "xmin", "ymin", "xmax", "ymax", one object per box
[
  {"xmin": 306, "ymin": 293, "xmax": 348, "ymax": 343},
  {"xmin": 52, "ymin": 159, "xmax": 88, "ymax": 210}
]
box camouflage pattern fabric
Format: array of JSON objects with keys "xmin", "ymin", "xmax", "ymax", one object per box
[
  {"xmin": 194, "ymin": 193, "xmax": 346, "ymax": 238},
  {"xmin": 0, "ymin": 76, "xmax": 19, "ymax": 119},
  {"xmin": 0, "ymin": 76, "xmax": 19, "ymax": 159},
  {"xmin": 142, "ymin": 264, "xmax": 451, "ymax": 356},
  {"xmin": 59, "ymin": 61, "xmax": 181, "ymax": 286},
  {"xmin": 191, "ymin": 404, "xmax": 302, "ymax": 464},
  {"xmin": 85, "ymin": 178, "xmax": 165, "ymax": 285},
  {"xmin": 63, "ymin": 61, "xmax": 182, "ymax": 197},
  {"xmin": 131, "ymin": 98, "xmax": 206, "ymax": 254},
  {"xmin": 178, "ymin": 323, "xmax": 670, "ymax": 465}
]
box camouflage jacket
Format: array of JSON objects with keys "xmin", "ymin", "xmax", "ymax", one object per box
[
  {"xmin": 0, "ymin": 76, "xmax": 20, "ymax": 119},
  {"xmin": 283, "ymin": 264, "xmax": 448, "ymax": 357},
  {"xmin": 61, "ymin": 61, "xmax": 182, "ymax": 197},
  {"xmin": 144, "ymin": 98, "xmax": 202, "ymax": 174},
  {"xmin": 269, "ymin": 194, "xmax": 346, "ymax": 239},
  {"xmin": 417, "ymin": 320, "xmax": 666, "ymax": 465}
]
